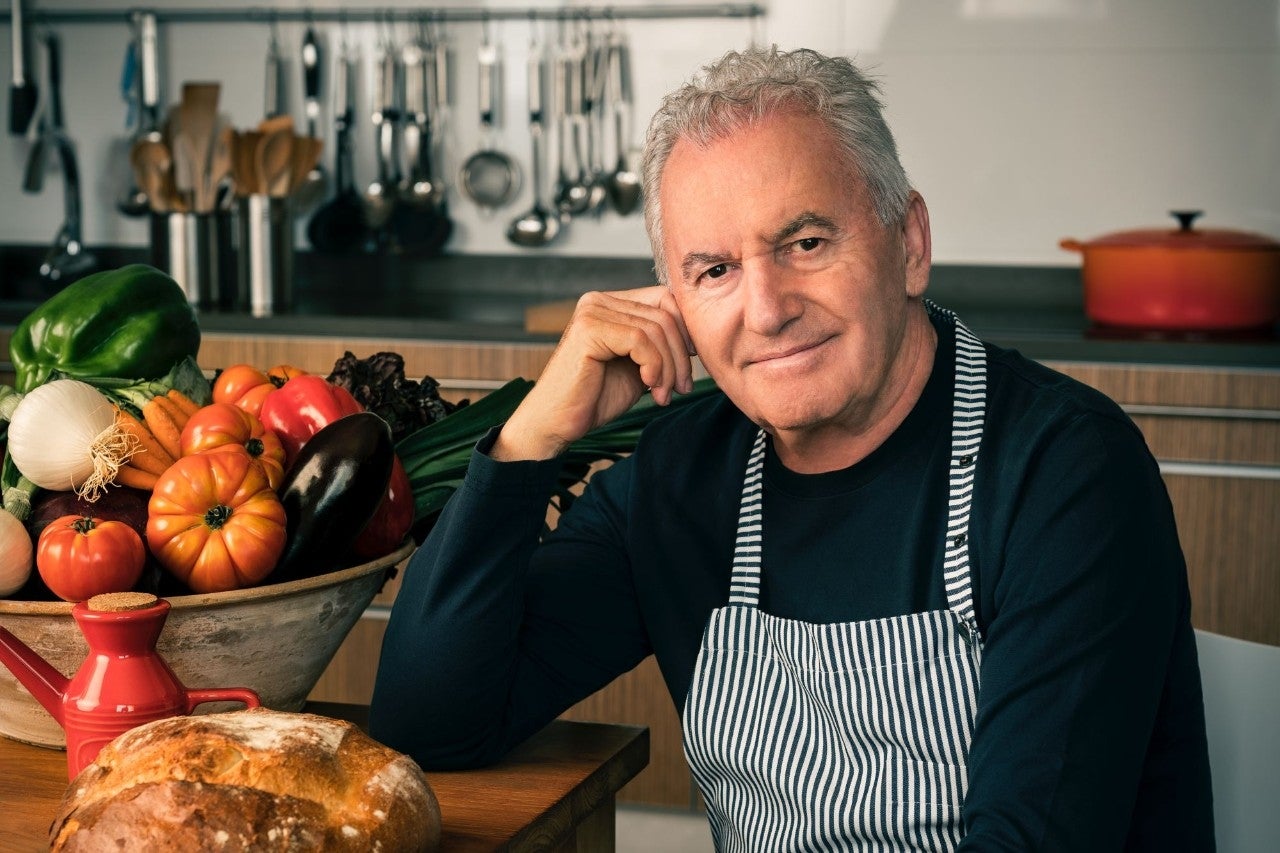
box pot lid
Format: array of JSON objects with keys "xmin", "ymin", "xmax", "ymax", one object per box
[{"xmin": 1079, "ymin": 211, "xmax": 1280, "ymax": 251}]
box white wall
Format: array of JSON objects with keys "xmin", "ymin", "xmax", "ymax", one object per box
[{"xmin": 1, "ymin": 0, "xmax": 1276, "ymax": 266}]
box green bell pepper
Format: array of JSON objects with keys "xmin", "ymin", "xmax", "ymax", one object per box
[{"xmin": 9, "ymin": 264, "xmax": 201, "ymax": 393}]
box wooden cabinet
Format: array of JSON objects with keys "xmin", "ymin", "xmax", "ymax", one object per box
[{"xmin": 1047, "ymin": 362, "xmax": 1280, "ymax": 647}]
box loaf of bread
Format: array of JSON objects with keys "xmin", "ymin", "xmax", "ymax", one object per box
[{"xmin": 49, "ymin": 708, "xmax": 441, "ymax": 852}]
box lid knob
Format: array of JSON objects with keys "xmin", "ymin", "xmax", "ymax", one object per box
[{"xmin": 1170, "ymin": 210, "xmax": 1203, "ymax": 232}]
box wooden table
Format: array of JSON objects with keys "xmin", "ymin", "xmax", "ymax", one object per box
[{"xmin": 0, "ymin": 703, "xmax": 648, "ymax": 852}]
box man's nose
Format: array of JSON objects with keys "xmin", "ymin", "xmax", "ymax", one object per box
[{"xmin": 740, "ymin": 260, "xmax": 803, "ymax": 335}]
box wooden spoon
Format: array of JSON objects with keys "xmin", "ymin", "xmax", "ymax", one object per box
[
  {"xmin": 236, "ymin": 130, "xmax": 263, "ymax": 196},
  {"xmin": 130, "ymin": 138, "xmax": 173, "ymax": 213},
  {"xmin": 257, "ymin": 128, "xmax": 295, "ymax": 198},
  {"xmin": 207, "ymin": 121, "xmax": 234, "ymax": 208}
]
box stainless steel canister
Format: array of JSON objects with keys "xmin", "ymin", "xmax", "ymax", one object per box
[
  {"xmin": 235, "ymin": 194, "xmax": 293, "ymax": 317},
  {"xmin": 149, "ymin": 212, "xmax": 233, "ymax": 310}
]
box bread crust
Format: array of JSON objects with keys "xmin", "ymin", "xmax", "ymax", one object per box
[{"xmin": 50, "ymin": 709, "xmax": 441, "ymax": 852}]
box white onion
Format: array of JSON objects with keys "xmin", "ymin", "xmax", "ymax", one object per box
[
  {"xmin": 6, "ymin": 379, "xmax": 130, "ymax": 499},
  {"xmin": 0, "ymin": 509, "xmax": 33, "ymax": 596}
]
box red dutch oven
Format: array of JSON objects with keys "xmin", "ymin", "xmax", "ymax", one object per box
[{"xmin": 1060, "ymin": 211, "xmax": 1280, "ymax": 331}]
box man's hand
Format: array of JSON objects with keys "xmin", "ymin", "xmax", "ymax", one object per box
[{"xmin": 491, "ymin": 287, "xmax": 695, "ymax": 461}]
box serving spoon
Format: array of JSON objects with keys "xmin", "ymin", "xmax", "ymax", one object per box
[{"xmin": 507, "ymin": 34, "xmax": 559, "ymax": 248}]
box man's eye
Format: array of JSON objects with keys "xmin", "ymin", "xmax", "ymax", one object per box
[
  {"xmin": 796, "ymin": 237, "xmax": 823, "ymax": 252},
  {"xmin": 703, "ymin": 264, "xmax": 729, "ymax": 280}
]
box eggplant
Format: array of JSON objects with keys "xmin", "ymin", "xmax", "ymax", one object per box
[
  {"xmin": 27, "ymin": 486, "xmax": 151, "ymax": 543},
  {"xmin": 272, "ymin": 412, "xmax": 394, "ymax": 581}
]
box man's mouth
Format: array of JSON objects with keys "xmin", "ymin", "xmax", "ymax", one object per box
[{"xmin": 746, "ymin": 336, "xmax": 834, "ymax": 368}]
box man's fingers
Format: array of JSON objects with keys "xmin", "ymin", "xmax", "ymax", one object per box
[{"xmin": 573, "ymin": 291, "xmax": 691, "ymax": 404}]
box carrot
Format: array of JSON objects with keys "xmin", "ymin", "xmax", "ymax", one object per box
[
  {"xmin": 151, "ymin": 393, "xmax": 192, "ymax": 431},
  {"xmin": 142, "ymin": 398, "xmax": 183, "ymax": 460},
  {"xmin": 166, "ymin": 389, "xmax": 201, "ymax": 418},
  {"xmin": 115, "ymin": 408, "xmax": 174, "ymax": 475},
  {"xmin": 114, "ymin": 464, "xmax": 159, "ymax": 491}
]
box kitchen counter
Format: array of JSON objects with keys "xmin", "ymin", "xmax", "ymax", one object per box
[
  {"xmin": 0, "ymin": 702, "xmax": 649, "ymax": 852},
  {"xmin": 1, "ymin": 245, "xmax": 1276, "ymax": 369}
]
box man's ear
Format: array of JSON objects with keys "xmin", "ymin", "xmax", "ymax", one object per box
[{"xmin": 902, "ymin": 191, "xmax": 931, "ymax": 298}]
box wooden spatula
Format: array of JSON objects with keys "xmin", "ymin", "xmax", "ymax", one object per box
[{"xmin": 178, "ymin": 82, "xmax": 220, "ymax": 211}]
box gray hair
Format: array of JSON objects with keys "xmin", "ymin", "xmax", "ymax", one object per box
[{"xmin": 641, "ymin": 46, "xmax": 912, "ymax": 284}]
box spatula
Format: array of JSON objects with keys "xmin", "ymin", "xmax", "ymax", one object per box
[{"xmin": 177, "ymin": 82, "xmax": 219, "ymax": 211}]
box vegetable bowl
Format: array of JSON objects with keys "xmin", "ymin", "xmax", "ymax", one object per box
[{"xmin": 0, "ymin": 539, "xmax": 412, "ymax": 750}]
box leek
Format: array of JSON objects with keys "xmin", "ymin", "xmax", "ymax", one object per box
[{"xmin": 395, "ymin": 376, "xmax": 720, "ymax": 523}]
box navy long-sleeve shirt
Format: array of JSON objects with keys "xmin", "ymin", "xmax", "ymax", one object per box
[{"xmin": 372, "ymin": 314, "xmax": 1214, "ymax": 850}]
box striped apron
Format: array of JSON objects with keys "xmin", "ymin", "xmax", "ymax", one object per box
[{"xmin": 682, "ymin": 308, "xmax": 987, "ymax": 851}]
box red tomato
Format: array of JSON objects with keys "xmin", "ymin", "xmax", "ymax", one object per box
[
  {"xmin": 351, "ymin": 454, "xmax": 414, "ymax": 560},
  {"xmin": 180, "ymin": 402, "xmax": 287, "ymax": 489},
  {"xmin": 146, "ymin": 449, "xmax": 287, "ymax": 594},
  {"xmin": 36, "ymin": 515, "xmax": 146, "ymax": 602}
]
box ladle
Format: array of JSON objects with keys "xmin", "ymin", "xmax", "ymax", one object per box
[
  {"xmin": 460, "ymin": 24, "xmax": 520, "ymax": 213},
  {"xmin": 605, "ymin": 32, "xmax": 641, "ymax": 215},
  {"xmin": 582, "ymin": 32, "xmax": 610, "ymax": 217},
  {"xmin": 553, "ymin": 33, "xmax": 591, "ymax": 218},
  {"xmin": 363, "ymin": 41, "xmax": 400, "ymax": 230},
  {"xmin": 506, "ymin": 36, "xmax": 559, "ymax": 248},
  {"xmin": 391, "ymin": 30, "xmax": 452, "ymax": 255}
]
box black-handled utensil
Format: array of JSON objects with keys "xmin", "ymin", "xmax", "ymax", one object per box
[
  {"xmin": 9, "ymin": 0, "xmax": 37, "ymax": 135},
  {"xmin": 307, "ymin": 49, "xmax": 369, "ymax": 254},
  {"xmin": 294, "ymin": 24, "xmax": 328, "ymax": 210}
]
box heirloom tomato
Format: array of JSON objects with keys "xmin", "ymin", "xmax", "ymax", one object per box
[
  {"xmin": 36, "ymin": 515, "xmax": 146, "ymax": 602},
  {"xmin": 180, "ymin": 402, "xmax": 287, "ymax": 489},
  {"xmin": 146, "ymin": 448, "xmax": 287, "ymax": 593},
  {"xmin": 211, "ymin": 364, "xmax": 307, "ymax": 419}
]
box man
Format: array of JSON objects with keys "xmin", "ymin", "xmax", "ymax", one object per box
[{"xmin": 371, "ymin": 47, "xmax": 1213, "ymax": 850}]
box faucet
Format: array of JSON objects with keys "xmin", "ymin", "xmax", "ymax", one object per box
[{"xmin": 22, "ymin": 31, "xmax": 97, "ymax": 282}]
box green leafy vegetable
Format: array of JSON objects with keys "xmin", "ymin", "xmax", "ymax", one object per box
[
  {"xmin": 327, "ymin": 351, "xmax": 467, "ymax": 444},
  {"xmin": 53, "ymin": 356, "xmax": 212, "ymax": 416},
  {"xmin": 395, "ymin": 377, "xmax": 721, "ymax": 526}
]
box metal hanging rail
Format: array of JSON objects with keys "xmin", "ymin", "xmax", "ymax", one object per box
[{"xmin": 3, "ymin": 4, "xmax": 766, "ymax": 26}]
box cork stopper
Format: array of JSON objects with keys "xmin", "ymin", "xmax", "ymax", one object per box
[{"xmin": 86, "ymin": 592, "xmax": 160, "ymax": 612}]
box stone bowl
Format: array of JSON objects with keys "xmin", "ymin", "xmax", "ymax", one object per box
[{"xmin": 0, "ymin": 540, "xmax": 413, "ymax": 749}]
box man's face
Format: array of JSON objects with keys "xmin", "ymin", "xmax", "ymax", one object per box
[{"xmin": 659, "ymin": 109, "xmax": 931, "ymax": 442}]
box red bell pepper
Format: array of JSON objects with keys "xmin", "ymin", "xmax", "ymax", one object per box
[{"xmin": 258, "ymin": 375, "xmax": 365, "ymax": 465}]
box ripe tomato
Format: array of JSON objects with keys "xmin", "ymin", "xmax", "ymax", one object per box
[
  {"xmin": 351, "ymin": 454, "xmax": 414, "ymax": 560},
  {"xmin": 211, "ymin": 364, "xmax": 307, "ymax": 419},
  {"xmin": 36, "ymin": 515, "xmax": 146, "ymax": 602},
  {"xmin": 146, "ymin": 448, "xmax": 287, "ymax": 594},
  {"xmin": 180, "ymin": 402, "xmax": 287, "ymax": 489}
]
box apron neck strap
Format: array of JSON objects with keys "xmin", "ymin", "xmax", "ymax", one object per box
[{"xmin": 727, "ymin": 430, "xmax": 768, "ymax": 606}]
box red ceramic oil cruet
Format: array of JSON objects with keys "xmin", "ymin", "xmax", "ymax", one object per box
[{"xmin": 0, "ymin": 591, "xmax": 260, "ymax": 778}]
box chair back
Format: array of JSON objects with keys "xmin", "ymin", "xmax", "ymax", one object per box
[{"xmin": 1194, "ymin": 629, "xmax": 1280, "ymax": 853}]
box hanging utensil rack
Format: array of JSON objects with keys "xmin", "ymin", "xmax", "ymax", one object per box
[{"xmin": 2, "ymin": 4, "xmax": 765, "ymax": 26}]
